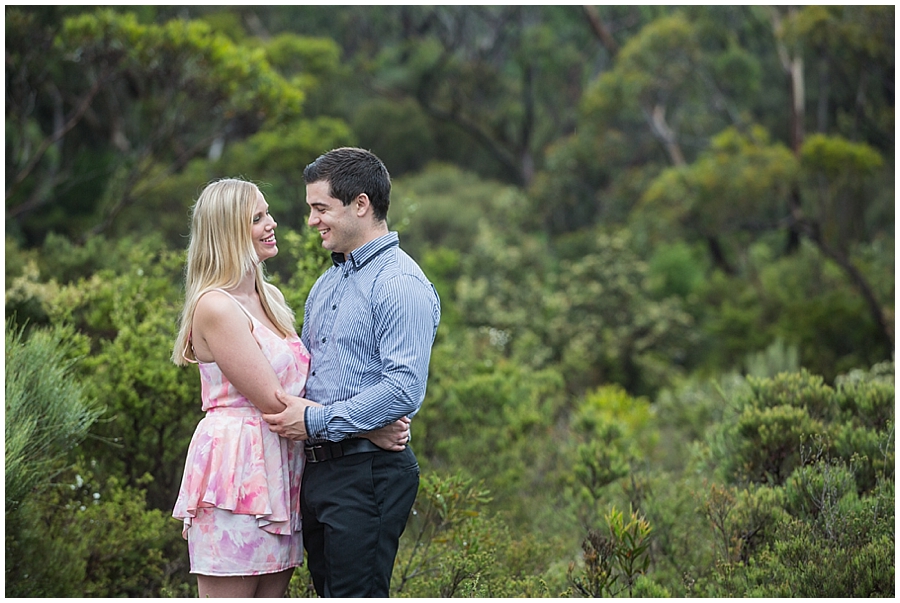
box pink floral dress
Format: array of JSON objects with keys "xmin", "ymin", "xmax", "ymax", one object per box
[{"xmin": 172, "ymin": 289, "xmax": 310, "ymax": 576}]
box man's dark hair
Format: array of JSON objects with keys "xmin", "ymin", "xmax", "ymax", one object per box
[{"xmin": 303, "ymin": 147, "xmax": 391, "ymax": 222}]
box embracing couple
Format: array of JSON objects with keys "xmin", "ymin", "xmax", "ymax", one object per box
[{"xmin": 171, "ymin": 148, "xmax": 441, "ymax": 597}]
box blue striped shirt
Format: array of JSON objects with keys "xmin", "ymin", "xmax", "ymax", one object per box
[{"xmin": 301, "ymin": 231, "xmax": 441, "ymax": 442}]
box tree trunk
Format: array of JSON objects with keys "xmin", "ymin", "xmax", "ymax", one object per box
[
  {"xmin": 582, "ymin": 5, "xmax": 619, "ymax": 58},
  {"xmin": 793, "ymin": 216, "xmax": 894, "ymax": 354},
  {"xmin": 771, "ymin": 7, "xmax": 805, "ymax": 256}
]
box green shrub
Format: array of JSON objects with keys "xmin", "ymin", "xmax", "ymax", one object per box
[
  {"xmin": 6, "ymin": 463, "xmax": 193, "ymax": 597},
  {"xmin": 566, "ymin": 506, "xmax": 653, "ymax": 598},
  {"xmin": 693, "ymin": 366, "xmax": 895, "ymax": 597},
  {"xmin": 392, "ymin": 472, "xmax": 559, "ymax": 597},
  {"xmin": 44, "ymin": 240, "xmax": 201, "ymax": 509},
  {"xmin": 5, "ymin": 320, "xmax": 102, "ymax": 512}
]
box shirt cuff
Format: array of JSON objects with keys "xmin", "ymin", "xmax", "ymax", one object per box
[{"xmin": 305, "ymin": 404, "xmax": 327, "ymax": 441}]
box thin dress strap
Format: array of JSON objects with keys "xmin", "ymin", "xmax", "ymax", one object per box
[
  {"xmin": 182, "ymin": 288, "xmax": 255, "ymax": 363},
  {"xmin": 208, "ymin": 288, "xmax": 255, "ymax": 324}
]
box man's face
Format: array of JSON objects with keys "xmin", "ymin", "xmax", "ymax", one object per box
[{"xmin": 305, "ymin": 180, "xmax": 363, "ymax": 254}]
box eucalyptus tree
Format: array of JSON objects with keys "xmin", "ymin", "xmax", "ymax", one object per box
[
  {"xmin": 5, "ymin": 7, "xmax": 306, "ymax": 245},
  {"xmin": 314, "ymin": 6, "xmax": 603, "ymax": 187}
]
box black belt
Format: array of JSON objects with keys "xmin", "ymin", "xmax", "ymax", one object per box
[{"xmin": 304, "ymin": 438, "xmax": 381, "ymax": 463}]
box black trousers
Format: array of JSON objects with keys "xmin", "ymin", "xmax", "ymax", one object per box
[{"xmin": 301, "ymin": 445, "xmax": 420, "ymax": 598}]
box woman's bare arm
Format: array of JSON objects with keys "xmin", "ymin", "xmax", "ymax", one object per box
[{"xmin": 193, "ymin": 291, "xmax": 302, "ymax": 415}]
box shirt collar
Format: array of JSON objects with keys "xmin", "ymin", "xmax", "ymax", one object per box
[{"xmin": 331, "ymin": 231, "xmax": 399, "ymax": 269}]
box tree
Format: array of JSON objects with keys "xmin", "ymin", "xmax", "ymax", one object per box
[
  {"xmin": 6, "ymin": 8, "xmax": 304, "ymax": 244},
  {"xmin": 338, "ymin": 6, "xmax": 600, "ymax": 186},
  {"xmin": 637, "ymin": 126, "xmax": 796, "ymax": 274}
]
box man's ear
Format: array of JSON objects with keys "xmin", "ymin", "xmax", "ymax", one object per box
[{"xmin": 355, "ymin": 193, "xmax": 371, "ymax": 217}]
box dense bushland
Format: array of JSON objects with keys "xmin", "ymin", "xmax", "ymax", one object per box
[{"xmin": 6, "ymin": 5, "xmax": 893, "ymax": 597}]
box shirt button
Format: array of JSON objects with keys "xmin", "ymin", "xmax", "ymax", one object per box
[
  {"xmin": 311, "ymin": 371, "xmax": 316, "ymax": 376},
  {"xmin": 332, "ymin": 304, "xmax": 337, "ymax": 310},
  {"xmin": 343, "ymin": 273, "xmax": 349, "ymax": 278},
  {"xmin": 321, "ymin": 337, "xmax": 327, "ymax": 343}
]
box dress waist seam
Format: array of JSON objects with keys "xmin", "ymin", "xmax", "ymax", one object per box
[{"xmin": 204, "ymin": 406, "xmax": 261, "ymax": 416}]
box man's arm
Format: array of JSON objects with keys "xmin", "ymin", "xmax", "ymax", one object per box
[{"xmin": 263, "ymin": 392, "xmax": 412, "ymax": 450}]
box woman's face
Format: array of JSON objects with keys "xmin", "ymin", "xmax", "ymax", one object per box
[{"xmin": 250, "ymin": 190, "xmax": 278, "ymax": 262}]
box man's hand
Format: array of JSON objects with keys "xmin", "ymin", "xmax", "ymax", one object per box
[
  {"xmin": 263, "ymin": 391, "xmax": 321, "ymax": 441},
  {"xmin": 362, "ymin": 416, "xmax": 411, "ymax": 451}
]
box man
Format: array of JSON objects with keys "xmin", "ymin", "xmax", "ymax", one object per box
[{"xmin": 263, "ymin": 147, "xmax": 441, "ymax": 597}]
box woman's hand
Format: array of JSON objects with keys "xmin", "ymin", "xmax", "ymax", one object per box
[{"xmin": 361, "ymin": 416, "xmax": 411, "ymax": 451}]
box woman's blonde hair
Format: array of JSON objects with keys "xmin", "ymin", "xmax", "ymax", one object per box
[{"xmin": 172, "ymin": 178, "xmax": 295, "ymax": 366}]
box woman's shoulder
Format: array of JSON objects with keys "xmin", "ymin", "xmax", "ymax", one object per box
[
  {"xmin": 195, "ymin": 289, "xmax": 252, "ymax": 328},
  {"xmin": 196, "ymin": 288, "xmax": 235, "ymax": 311}
]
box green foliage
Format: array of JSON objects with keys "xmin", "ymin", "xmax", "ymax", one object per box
[
  {"xmin": 222, "ymin": 116, "xmax": 354, "ymax": 188},
  {"xmin": 7, "ymin": 7, "xmax": 311, "ymax": 244},
  {"xmin": 5, "ymin": 462, "xmax": 191, "ymax": 598},
  {"xmin": 567, "ymin": 385, "xmax": 660, "ymax": 527},
  {"xmin": 393, "ymin": 472, "xmax": 558, "ymax": 598},
  {"xmin": 418, "ymin": 333, "xmax": 568, "ymax": 524},
  {"xmin": 454, "ymin": 225, "xmax": 697, "ymax": 396},
  {"xmin": 390, "ymin": 164, "xmax": 525, "ymax": 261},
  {"xmin": 5, "ymin": 320, "xmax": 102, "ymax": 512},
  {"xmin": 785, "ymin": 6, "xmax": 895, "ymax": 154},
  {"xmin": 567, "ymin": 506, "xmax": 653, "ymax": 598},
  {"xmin": 264, "ymin": 32, "xmax": 342, "ymax": 83},
  {"xmin": 706, "ymin": 365, "xmax": 894, "ymax": 493},
  {"xmin": 638, "ymin": 126, "xmax": 797, "ymax": 245},
  {"xmin": 712, "ymin": 372, "xmax": 830, "ymax": 486},
  {"xmin": 743, "ymin": 338, "xmax": 800, "ymax": 378},
  {"xmin": 5, "ymin": 237, "xmax": 60, "ymax": 328},
  {"xmin": 697, "ymin": 474, "xmax": 894, "ymax": 597},
  {"xmin": 702, "ymin": 483, "xmax": 789, "ymax": 564},
  {"xmin": 57, "ymin": 10, "xmax": 303, "ymax": 119},
  {"xmin": 583, "ymin": 13, "xmax": 697, "ymax": 119},
  {"xmin": 697, "ymin": 240, "xmax": 889, "ymax": 379},
  {"xmin": 352, "ymin": 98, "xmax": 438, "ymax": 176},
  {"xmin": 3, "ymin": 6, "xmax": 894, "ymax": 598},
  {"xmin": 802, "ymin": 134, "xmax": 884, "ymax": 177},
  {"xmin": 44, "ymin": 237, "xmax": 199, "ymax": 509},
  {"xmin": 527, "ymin": 131, "xmax": 616, "ymax": 235},
  {"xmin": 834, "ymin": 361, "xmax": 895, "ymax": 431},
  {"xmin": 646, "ymin": 241, "xmax": 708, "ymax": 300},
  {"xmin": 800, "ymin": 134, "xmax": 886, "ymax": 250},
  {"xmin": 275, "ymin": 225, "xmax": 336, "ymax": 324}
]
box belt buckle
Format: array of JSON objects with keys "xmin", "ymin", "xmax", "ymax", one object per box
[
  {"xmin": 306, "ymin": 442, "xmax": 342, "ymax": 463},
  {"xmin": 306, "ymin": 444, "xmax": 325, "ymax": 463}
]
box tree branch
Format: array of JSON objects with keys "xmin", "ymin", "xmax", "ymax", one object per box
[
  {"xmin": 642, "ymin": 103, "xmax": 686, "ymax": 167},
  {"xmin": 6, "ymin": 71, "xmax": 110, "ymax": 204},
  {"xmin": 413, "ymin": 40, "xmax": 525, "ymax": 185},
  {"xmin": 792, "ymin": 214, "xmax": 894, "ymax": 354},
  {"xmin": 82, "ymin": 130, "xmax": 222, "ymax": 241},
  {"xmin": 582, "ymin": 5, "xmax": 619, "ymax": 58}
]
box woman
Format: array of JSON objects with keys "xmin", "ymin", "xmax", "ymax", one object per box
[{"xmin": 171, "ymin": 178, "xmax": 408, "ymax": 598}]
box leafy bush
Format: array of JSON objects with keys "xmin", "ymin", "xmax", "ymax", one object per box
[
  {"xmin": 697, "ymin": 241, "xmax": 889, "ymax": 380},
  {"xmin": 689, "ymin": 362, "xmax": 895, "ymax": 597},
  {"xmin": 393, "ymin": 472, "xmax": 559, "ymax": 597},
  {"xmin": 418, "ymin": 329, "xmax": 569, "ymax": 527},
  {"xmin": 6, "ymin": 462, "xmax": 192, "ymax": 598},
  {"xmin": 566, "ymin": 506, "xmax": 654, "ymax": 598},
  {"xmin": 697, "ymin": 475, "xmax": 894, "ymax": 597},
  {"xmin": 44, "ymin": 240, "xmax": 199, "ymax": 509},
  {"xmin": 5, "ymin": 320, "xmax": 102, "ymax": 512}
]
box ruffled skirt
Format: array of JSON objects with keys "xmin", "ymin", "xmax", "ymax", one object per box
[{"xmin": 172, "ymin": 406, "xmax": 304, "ymax": 575}]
